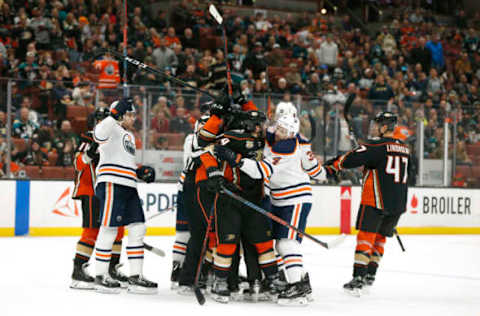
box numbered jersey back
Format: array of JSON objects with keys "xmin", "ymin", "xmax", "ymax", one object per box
[{"xmin": 346, "ymin": 137, "xmax": 410, "ymax": 214}]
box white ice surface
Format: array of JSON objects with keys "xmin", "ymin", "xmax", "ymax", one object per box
[{"xmin": 2, "ymin": 235, "xmax": 479, "ymax": 316}]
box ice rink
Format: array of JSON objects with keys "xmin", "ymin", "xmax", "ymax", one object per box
[{"xmin": 3, "ymin": 235, "xmax": 479, "ymax": 316}]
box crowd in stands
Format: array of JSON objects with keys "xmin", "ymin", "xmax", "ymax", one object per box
[{"xmin": 0, "ymin": 0, "xmax": 479, "ymax": 185}]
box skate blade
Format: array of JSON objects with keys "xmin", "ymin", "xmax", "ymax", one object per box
[
  {"xmin": 116, "ymin": 281, "xmax": 128, "ymax": 289},
  {"xmin": 306, "ymin": 293, "xmax": 314, "ymax": 302},
  {"xmin": 211, "ymin": 293, "xmax": 229, "ymax": 304},
  {"xmin": 177, "ymin": 287, "xmax": 194, "ymax": 296},
  {"xmin": 170, "ymin": 282, "xmax": 179, "ymax": 290},
  {"xmin": 230, "ymin": 291, "xmax": 244, "ymax": 301},
  {"xmin": 127, "ymin": 285, "xmax": 158, "ymax": 295},
  {"xmin": 277, "ymin": 296, "xmax": 309, "ymax": 306},
  {"xmin": 343, "ymin": 288, "xmax": 362, "ymax": 297},
  {"xmin": 362, "ymin": 285, "xmax": 371, "ymax": 294},
  {"xmin": 95, "ymin": 285, "xmax": 121, "ymax": 294},
  {"xmin": 70, "ymin": 280, "xmax": 95, "ymax": 290}
]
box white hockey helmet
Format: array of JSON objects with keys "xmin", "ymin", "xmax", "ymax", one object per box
[
  {"xmin": 275, "ymin": 114, "xmax": 299, "ymax": 138},
  {"xmin": 274, "ymin": 102, "xmax": 297, "ymax": 120}
]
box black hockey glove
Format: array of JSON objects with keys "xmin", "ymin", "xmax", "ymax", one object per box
[
  {"xmin": 234, "ymin": 94, "xmax": 247, "ymax": 107},
  {"xmin": 214, "ymin": 144, "xmax": 243, "ymax": 168},
  {"xmin": 210, "ymin": 102, "xmax": 230, "ymax": 117},
  {"xmin": 85, "ymin": 142, "xmax": 99, "ymax": 162},
  {"xmin": 206, "ymin": 167, "xmax": 225, "ymax": 193},
  {"xmin": 323, "ymin": 165, "xmax": 339, "ymax": 182},
  {"xmin": 136, "ymin": 165, "xmax": 156, "ymax": 183},
  {"xmin": 111, "ymin": 97, "xmax": 134, "ymax": 120}
]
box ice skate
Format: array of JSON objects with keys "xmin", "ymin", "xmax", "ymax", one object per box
[
  {"xmin": 70, "ymin": 262, "xmax": 95, "ymax": 290},
  {"xmin": 127, "ymin": 275, "xmax": 158, "ymax": 294},
  {"xmin": 301, "ymin": 272, "xmax": 314, "ymax": 302},
  {"xmin": 94, "ymin": 275, "xmax": 121, "ymax": 294},
  {"xmin": 170, "ymin": 261, "xmax": 181, "ymax": 290},
  {"xmin": 177, "ymin": 285, "xmax": 194, "ymax": 296},
  {"xmin": 262, "ymin": 273, "xmax": 287, "ymax": 302},
  {"xmin": 343, "ymin": 276, "xmax": 364, "ymax": 297},
  {"xmin": 109, "ymin": 263, "xmax": 128, "ymax": 288},
  {"xmin": 211, "ymin": 276, "xmax": 230, "ymax": 303},
  {"xmin": 277, "ymin": 282, "xmax": 308, "ymax": 306}
]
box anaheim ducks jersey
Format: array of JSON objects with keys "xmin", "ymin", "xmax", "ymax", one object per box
[
  {"xmin": 332, "ymin": 137, "xmax": 410, "ymax": 214},
  {"xmin": 241, "ymin": 132, "xmax": 326, "ymax": 207},
  {"xmin": 72, "ymin": 149, "xmax": 96, "ymax": 199},
  {"xmin": 93, "ymin": 116, "xmax": 138, "ymax": 188}
]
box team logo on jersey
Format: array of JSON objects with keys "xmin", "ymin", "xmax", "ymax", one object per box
[
  {"xmin": 245, "ymin": 140, "xmax": 254, "ymax": 149},
  {"xmin": 105, "ymin": 64, "xmax": 115, "ymax": 75},
  {"xmin": 123, "ymin": 134, "xmax": 136, "ymax": 155}
]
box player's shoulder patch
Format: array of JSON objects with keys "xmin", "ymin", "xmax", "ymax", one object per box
[
  {"xmin": 271, "ymin": 138, "xmax": 297, "ymax": 154},
  {"xmin": 297, "ymin": 133, "xmax": 310, "ymax": 145}
]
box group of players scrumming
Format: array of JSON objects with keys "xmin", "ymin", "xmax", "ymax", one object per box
[{"xmin": 69, "ymin": 80, "xmax": 410, "ymax": 304}]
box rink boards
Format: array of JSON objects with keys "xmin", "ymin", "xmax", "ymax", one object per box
[{"xmin": 1, "ymin": 180, "xmax": 479, "ymax": 236}]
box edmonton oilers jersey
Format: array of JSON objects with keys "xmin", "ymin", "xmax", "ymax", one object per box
[{"xmin": 93, "ymin": 116, "xmax": 138, "ymax": 188}]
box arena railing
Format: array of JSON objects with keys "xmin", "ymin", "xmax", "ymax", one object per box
[{"xmin": 0, "ymin": 78, "xmax": 478, "ymax": 188}]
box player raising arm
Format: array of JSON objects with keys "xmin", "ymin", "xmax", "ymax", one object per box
[{"xmin": 324, "ymin": 111, "xmax": 411, "ymax": 297}]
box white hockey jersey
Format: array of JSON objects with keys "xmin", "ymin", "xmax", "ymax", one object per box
[
  {"xmin": 241, "ymin": 131, "xmax": 326, "ymax": 207},
  {"xmin": 177, "ymin": 133, "xmax": 194, "ymax": 191},
  {"xmin": 93, "ymin": 116, "xmax": 138, "ymax": 188}
]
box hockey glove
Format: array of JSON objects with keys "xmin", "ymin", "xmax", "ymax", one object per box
[
  {"xmin": 206, "ymin": 167, "xmax": 225, "ymax": 193},
  {"xmin": 85, "ymin": 142, "xmax": 99, "ymax": 162},
  {"xmin": 210, "ymin": 102, "xmax": 230, "ymax": 117},
  {"xmin": 234, "ymin": 94, "xmax": 247, "ymax": 107},
  {"xmin": 111, "ymin": 97, "xmax": 134, "ymax": 120},
  {"xmin": 136, "ymin": 165, "xmax": 156, "ymax": 183},
  {"xmin": 323, "ymin": 165, "xmax": 339, "ymax": 182},
  {"xmin": 214, "ymin": 144, "xmax": 243, "ymax": 168}
]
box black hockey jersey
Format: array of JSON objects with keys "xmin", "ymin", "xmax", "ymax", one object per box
[{"xmin": 332, "ymin": 137, "xmax": 410, "ymax": 214}]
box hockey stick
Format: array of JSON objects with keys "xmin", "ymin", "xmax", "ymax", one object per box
[
  {"xmin": 144, "ymin": 242, "xmax": 166, "ymax": 257},
  {"xmin": 193, "ymin": 202, "xmax": 216, "ymax": 305},
  {"xmin": 209, "ymin": 4, "xmax": 233, "ymax": 99},
  {"xmin": 344, "ymin": 94, "xmax": 406, "ymax": 251},
  {"xmin": 102, "ymin": 49, "xmax": 219, "ymax": 101},
  {"xmin": 221, "ymin": 187, "xmax": 346, "ymax": 249},
  {"xmin": 146, "ymin": 206, "xmax": 176, "ymax": 221}
]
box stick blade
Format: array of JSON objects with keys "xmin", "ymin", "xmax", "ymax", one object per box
[
  {"xmin": 327, "ymin": 234, "xmax": 347, "ymax": 249},
  {"xmin": 194, "ymin": 287, "xmax": 206, "ymax": 305},
  {"xmin": 209, "ymin": 4, "xmax": 223, "ymax": 24}
]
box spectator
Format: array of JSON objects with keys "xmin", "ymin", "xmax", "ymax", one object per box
[
  {"xmin": 181, "ymin": 27, "xmax": 198, "ymax": 50},
  {"xmin": 53, "ymin": 120, "xmax": 78, "ymax": 153},
  {"xmin": 368, "ymin": 75, "xmax": 394, "ymax": 104},
  {"xmin": 152, "ymin": 96, "xmax": 172, "ymax": 119},
  {"xmin": 13, "ymin": 107, "xmax": 39, "ymax": 139},
  {"xmin": 56, "ymin": 139, "xmax": 75, "ymax": 166},
  {"xmin": 426, "ymin": 34, "xmax": 445, "ymax": 70},
  {"xmin": 318, "ymin": 34, "xmax": 338, "ymax": 68},
  {"xmin": 410, "ymin": 37, "xmax": 432, "ymax": 73},
  {"xmin": 169, "ymin": 107, "xmax": 192, "ymax": 134},
  {"xmin": 151, "ymin": 111, "xmax": 169, "ymax": 133},
  {"xmin": 20, "ymin": 138, "xmax": 48, "ymax": 166},
  {"xmin": 243, "ymin": 42, "xmax": 267, "ymax": 77},
  {"xmin": 152, "ymin": 37, "xmax": 177, "ymax": 70},
  {"xmin": 29, "ymin": 8, "xmax": 54, "ymax": 50}
]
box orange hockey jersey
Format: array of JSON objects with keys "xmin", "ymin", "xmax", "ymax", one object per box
[{"xmin": 72, "ymin": 151, "xmax": 97, "ymax": 199}]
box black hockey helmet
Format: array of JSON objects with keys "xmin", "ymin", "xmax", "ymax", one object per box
[
  {"xmin": 374, "ymin": 111, "xmax": 397, "ymax": 132},
  {"xmin": 94, "ymin": 106, "xmax": 110, "ymax": 121},
  {"xmin": 226, "ymin": 110, "xmax": 267, "ymax": 133}
]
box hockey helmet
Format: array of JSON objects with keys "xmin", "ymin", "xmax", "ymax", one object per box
[
  {"xmin": 275, "ymin": 114, "xmax": 299, "ymax": 138},
  {"xmin": 374, "ymin": 111, "xmax": 397, "ymax": 132},
  {"xmin": 94, "ymin": 106, "xmax": 110, "ymax": 121},
  {"xmin": 274, "ymin": 102, "xmax": 297, "ymax": 120},
  {"xmin": 109, "ymin": 99, "xmax": 136, "ymax": 116}
]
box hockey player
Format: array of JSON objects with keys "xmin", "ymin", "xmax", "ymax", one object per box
[
  {"xmin": 70, "ymin": 108, "xmax": 128, "ymax": 289},
  {"xmin": 177, "ymin": 96, "xmax": 258, "ymax": 293},
  {"xmin": 92, "ymin": 97, "xmax": 157, "ymax": 294},
  {"xmin": 215, "ymin": 114, "xmax": 328, "ymax": 305},
  {"xmin": 171, "ymin": 114, "xmax": 210, "ymax": 290},
  {"xmin": 324, "ymin": 112, "xmax": 410, "ymax": 297}
]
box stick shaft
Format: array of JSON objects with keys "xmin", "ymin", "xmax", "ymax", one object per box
[{"xmin": 222, "ymin": 188, "xmax": 329, "ymax": 249}]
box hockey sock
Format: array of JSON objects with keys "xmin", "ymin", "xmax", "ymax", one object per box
[
  {"xmin": 353, "ymin": 230, "xmax": 377, "ymax": 277},
  {"xmin": 110, "ymin": 227, "xmax": 125, "ymax": 266},
  {"xmin": 172, "ymin": 231, "xmax": 190, "ymax": 265},
  {"xmin": 276, "ymin": 239, "xmax": 304, "ymax": 283},
  {"xmin": 127, "ymin": 223, "xmax": 146, "ymax": 276},
  {"xmin": 205, "ymin": 247, "xmax": 214, "ymax": 264},
  {"xmin": 74, "ymin": 228, "xmax": 99, "ymax": 265},
  {"xmin": 213, "ymin": 243, "xmax": 236, "ymax": 279},
  {"xmin": 95, "ymin": 226, "xmax": 118, "ymax": 276},
  {"xmin": 368, "ymin": 233, "xmax": 386, "ymax": 275},
  {"xmin": 254, "ymin": 240, "xmax": 278, "ymax": 277}
]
